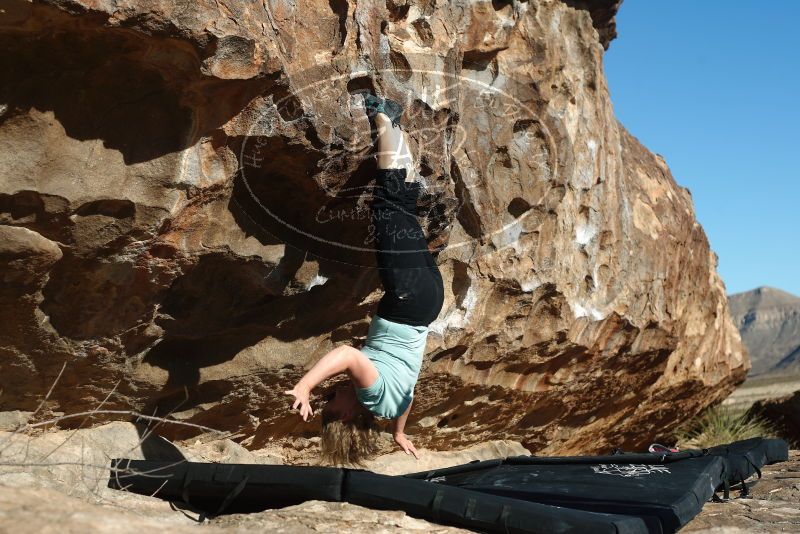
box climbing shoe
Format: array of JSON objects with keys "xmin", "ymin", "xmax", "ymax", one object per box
[{"xmin": 360, "ymin": 93, "xmax": 404, "ymax": 129}]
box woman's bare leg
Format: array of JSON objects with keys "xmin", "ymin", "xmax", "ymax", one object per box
[{"xmin": 375, "ymin": 113, "xmax": 416, "ymax": 182}]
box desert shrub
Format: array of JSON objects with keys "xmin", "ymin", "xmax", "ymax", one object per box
[{"xmin": 672, "ymin": 404, "xmax": 778, "ymax": 449}]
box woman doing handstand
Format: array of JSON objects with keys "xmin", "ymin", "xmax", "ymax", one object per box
[{"xmin": 284, "ymin": 94, "xmax": 445, "ymax": 464}]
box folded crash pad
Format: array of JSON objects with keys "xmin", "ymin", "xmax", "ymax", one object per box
[{"xmin": 405, "ymin": 437, "xmax": 789, "ymax": 534}]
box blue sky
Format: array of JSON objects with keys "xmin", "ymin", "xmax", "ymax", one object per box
[{"xmin": 603, "ymin": 1, "xmax": 799, "ymax": 297}]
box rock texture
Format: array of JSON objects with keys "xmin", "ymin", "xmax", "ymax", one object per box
[
  {"xmin": 563, "ymin": 0, "xmax": 623, "ymax": 49},
  {"xmin": 0, "ymin": 421, "xmax": 526, "ymax": 495},
  {"xmin": 683, "ymin": 450, "xmax": 800, "ymax": 533},
  {"xmin": 0, "ymin": 422, "xmax": 479, "ymax": 533},
  {"xmin": 728, "ymin": 286, "xmax": 800, "ymax": 376},
  {"xmin": 0, "ymin": 0, "xmax": 746, "ymax": 455},
  {"xmin": 749, "ymin": 391, "xmax": 800, "ymax": 448},
  {"xmin": 0, "ymin": 487, "xmax": 470, "ymax": 534},
  {"xmin": 0, "ymin": 422, "xmax": 797, "ymax": 533}
]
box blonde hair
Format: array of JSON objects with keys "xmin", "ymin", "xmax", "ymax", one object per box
[{"xmin": 320, "ymin": 407, "xmax": 381, "ymax": 466}]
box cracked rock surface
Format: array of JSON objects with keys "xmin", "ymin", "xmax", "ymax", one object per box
[{"xmin": 0, "ymin": 0, "xmax": 746, "ymax": 455}]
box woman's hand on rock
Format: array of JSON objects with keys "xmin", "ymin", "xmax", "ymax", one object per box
[
  {"xmin": 393, "ymin": 432, "xmax": 420, "ymax": 459},
  {"xmin": 284, "ymin": 384, "xmax": 313, "ymax": 421}
]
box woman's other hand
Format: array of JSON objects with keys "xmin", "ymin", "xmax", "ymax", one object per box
[
  {"xmin": 393, "ymin": 432, "xmax": 420, "ymax": 459},
  {"xmin": 284, "ymin": 384, "xmax": 313, "ymax": 421}
]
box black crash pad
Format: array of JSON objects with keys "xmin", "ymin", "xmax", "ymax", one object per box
[
  {"xmin": 406, "ymin": 437, "xmax": 789, "ymax": 534},
  {"xmin": 109, "ymin": 437, "xmax": 789, "ymax": 534}
]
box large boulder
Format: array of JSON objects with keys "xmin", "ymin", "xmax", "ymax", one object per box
[{"xmin": 0, "ymin": 0, "xmax": 747, "ymax": 454}]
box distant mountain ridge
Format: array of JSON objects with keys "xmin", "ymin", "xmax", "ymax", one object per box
[{"xmin": 728, "ymin": 286, "xmax": 800, "ymax": 376}]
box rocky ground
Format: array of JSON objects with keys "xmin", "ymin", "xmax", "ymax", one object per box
[
  {"xmin": 684, "ymin": 451, "xmax": 800, "ymax": 533},
  {"xmin": 0, "ymin": 419, "xmax": 797, "ymax": 533},
  {"xmin": 684, "ymin": 374, "xmax": 800, "ymax": 532},
  {"xmin": 0, "ymin": 486, "xmax": 471, "ymax": 534},
  {"xmin": 0, "ymin": 420, "xmax": 513, "ymax": 533}
]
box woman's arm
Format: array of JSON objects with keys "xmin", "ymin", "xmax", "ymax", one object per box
[
  {"xmin": 392, "ymin": 398, "xmax": 413, "ymax": 435},
  {"xmin": 285, "ymin": 344, "xmax": 379, "ymax": 421},
  {"xmin": 392, "ymin": 399, "xmax": 419, "ymax": 459}
]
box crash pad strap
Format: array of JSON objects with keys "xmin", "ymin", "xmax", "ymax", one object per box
[
  {"xmin": 464, "ymin": 496, "xmax": 476, "ymax": 520},
  {"xmin": 216, "ymin": 474, "xmax": 249, "ymax": 515},
  {"xmin": 739, "ymin": 476, "xmax": 749, "ymax": 498},
  {"xmin": 179, "ymin": 466, "xmax": 248, "ymax": 515},
  {"xmin": 499, "ymin": 504, "xmax": 511, "ymax": 534},
  {"xmin": 431, "ymin": 489, "xmax": 445, "ymax": 520},
  {"xmin": 744, "ymin": 454, "xmax": 762, "ymax": 479},
  {"xmin": 181, "ymin": 466, "xmax": 193, "ymax": 506}
]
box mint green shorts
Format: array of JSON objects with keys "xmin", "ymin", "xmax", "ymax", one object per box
[{"xmin": 356, "ymin": 314, "xmax": 429, "ymax": 419}]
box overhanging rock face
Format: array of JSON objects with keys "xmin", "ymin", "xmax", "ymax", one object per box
[{"xmin": 0, "ymin": 0, "xmax": 747, "ymax": 454}]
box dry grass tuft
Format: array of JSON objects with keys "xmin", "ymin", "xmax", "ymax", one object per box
[{"xmin": 673, "ymin": 404, "xmax": 778, "ymax": 449}]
